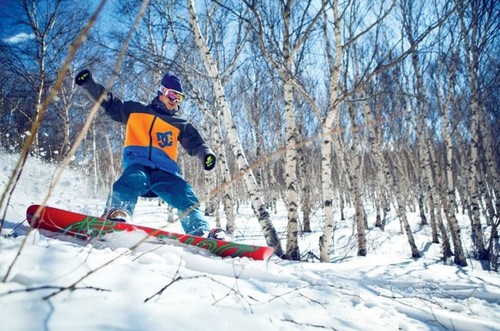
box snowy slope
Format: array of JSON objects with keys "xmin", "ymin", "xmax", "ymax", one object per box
[{"xmin": 1, "ymin": 151, "xmax": 499, "ymax": 331}]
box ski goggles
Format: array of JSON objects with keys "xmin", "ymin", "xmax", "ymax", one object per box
[{"xmin": 159, "ymin": 85, "xmax": 185, "ymax": 103}]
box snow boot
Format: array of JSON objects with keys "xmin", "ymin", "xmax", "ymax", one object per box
[
  {"xmin": 207, "ymin": 228, "xmax": 226, "ymax": 240},
  {"xmin": 103, "ymin": 208, "xmax": 131, "ymax": 223},
  {"xmin": 191, "ymin": 227, "xmax": 227, "ymax": 240}
]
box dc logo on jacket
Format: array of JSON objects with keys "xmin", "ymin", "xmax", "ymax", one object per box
[{"xmin": 157, "ymin": 131, "xmax": 174, "ymax": 147}]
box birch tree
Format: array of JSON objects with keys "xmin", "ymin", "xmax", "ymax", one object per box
[
  {"xmin": 185, "ymin": 80, "xmax": 236, "ymax": 234},
  {"xmin": 281, "ymin": 0, "xmax": 300, "ymax": 259},
  {"xmin": 346, "ymin": 100, "xmax": 367, "ymax": 255},
  {"xmin": 318, "ymin": 0, "xmax": 399, "ymax": 261},
  {"xmin": 243, "ymin": 0, "xmax": 327, "ymax": 259},
  {"xmin": 366, "ymin": 73, "xmax": 392, "ymax": 231},
  {"xmin": 400, "ymin": 0, "xmax": 441, "ymax": 240},
  {"xmin": 455, "ymin": 0, "xmax": 499, "ymax": 261},
  {"xmin": 186, "ymin": 0, "xmax": 283, "ymax": 255},
  {"xmin": 434, "ymin": 49, "xmax": 465, "ymax": 264}
]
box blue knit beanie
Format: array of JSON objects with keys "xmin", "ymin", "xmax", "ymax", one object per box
[{"xmin": 161, "ymin": 74, "xmax": 183, "ymax": 92}]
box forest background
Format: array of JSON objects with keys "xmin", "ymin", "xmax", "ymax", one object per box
[{"xmin": 0, "ymin": 0, "xmax": 498, "ymax": 268}]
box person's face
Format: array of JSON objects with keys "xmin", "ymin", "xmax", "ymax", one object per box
[
  {"xmin": 158, "ymin": 86, "xmax": 185, "ymax": 112},
  {"xmin": 159, "ymin": 93, "xmax": 178, "ymax": 111}
]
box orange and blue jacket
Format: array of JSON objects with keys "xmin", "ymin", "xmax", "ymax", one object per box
[{"xmin": 81, "ymin": 80, "xmax": 213, "ymax": 176}]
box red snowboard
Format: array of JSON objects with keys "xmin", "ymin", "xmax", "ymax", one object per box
[{"xmin": 26, "ymin": 205, "xmax": 274, "ymax": 260}]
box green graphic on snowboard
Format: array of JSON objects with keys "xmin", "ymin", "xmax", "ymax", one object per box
[{"xmin": 62, "ymin": 216, "xmax": 260, "ymax": 257}]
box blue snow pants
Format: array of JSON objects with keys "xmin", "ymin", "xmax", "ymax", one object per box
[{"xmin": 107, "ymin": 164, "xmax": 209, "ymax": 235}]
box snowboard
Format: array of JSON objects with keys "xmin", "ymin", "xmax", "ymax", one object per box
[{"xmin": 26, "ymin": 205, "xmax": 274, "ymax": 260}]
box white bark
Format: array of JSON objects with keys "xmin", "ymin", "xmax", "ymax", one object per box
[
  {"xmin": 347, "ymin": 102, "xmax": 366, "ymax": 256},
  {"xmin": 284, "ymin": 79, "xmax": 300, "ymax": 259},
  {"xmin": 319, "ymin": 0, "xmax": 343, "ymax": 262},
  {"xmin": 282, "ymin": 1, "xmax": 300, "ymax": 260}
]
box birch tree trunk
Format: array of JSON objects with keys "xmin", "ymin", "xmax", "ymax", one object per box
[
  {"xmin": 347, "ymin": 102, "xmax": 367, "ymax": 256},
  {"xmin": 444, "ymin": 139, "xmax": 468, "ymax": 266},
  {"xmin": 282, "ymin": 0, "xmax": 300, "ymax": 260},
  {"xmin": 318, "ymin": 1, "xmax": 343, "ymax": 262},
  {"xmin": 362, "ymin": 90, "xmax": 390, "ymax": 231},
  {"xmin": 433, "ymin": 138, "xmax": 453, "ymax": 261},
  {"xmin": 425, "ymin": 140, "xmax": 443, "ymax": 244},
  {"xmin": 456, "ymin": 0, "xmax": 492, "ymax": 261},
  {"xmin": 284, "ymin": 77, "xmax": 300, "ymax": 259},
  {"xmin": 24, "ymin": 0, "xmax": 54, "ymax": 155},
  {"xmin": 318, "ymin": 126, "xmax": 336, "ymax": 262},
  {"xmin": 298, "ymin": 124, "xmax": 311, "ymax": 233},
  {"xmin": 391, "ymin": 157, "xmax": 421, "ymax": 258},
  {"xmin": 187, "ymin": 0, "xmax": 283, "ymax": 256},
  {"xmin": 438, "ymin": 59, "xmax": 467, "ymax": 266},
  {"xmin": 465, "ymin": 104, "xmax": 487, "ymax": 260},
  {"xmin": 53, "ymin": 82, "xmax": 74, "ymax": 160},
  {"xmin": 468, "ymin": 131, "xmax": 487, "ymax": 250}
]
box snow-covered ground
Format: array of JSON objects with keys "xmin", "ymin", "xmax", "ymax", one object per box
[{"xmin": 1, "ymin": 150, "xmax": 499, "ymax": 331}]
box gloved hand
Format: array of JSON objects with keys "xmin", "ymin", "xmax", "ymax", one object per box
[
  {"xmin": 75, "ymin": 69, "xmax": 92, "ymax": 86},
  {"xmin": 203, "ymin": 153, "xmax": 216, "ymax": 171},
  {"xmin": 74, "ymin": 69, "xmax": 109, "ymax": 106}
]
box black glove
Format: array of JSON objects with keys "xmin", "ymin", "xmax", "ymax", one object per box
[
  {"xmin": 75, "ymin": 69, "xmax": 92, "ymax": 86},
  {"xmin": 203, "ymin": 153, "xmax": 216, "ymax": 171}
]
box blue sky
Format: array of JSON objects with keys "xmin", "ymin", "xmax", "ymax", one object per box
[
  {"xmin": 0, "ymin": 0, "xmax": 26, "ymax": 41},
  {"xmin": 0, "ymin": 0, "xmax": 109, "ymax": 43}
]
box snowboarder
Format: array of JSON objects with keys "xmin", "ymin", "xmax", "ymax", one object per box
[{"xmin": 75, "ymin": 69, "xmax": 225, "ymax": 240}]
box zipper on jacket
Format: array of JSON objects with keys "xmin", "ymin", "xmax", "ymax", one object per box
[{"xmin": 148, "ymin": 116, "xmax": 157, "ymax": 161}]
